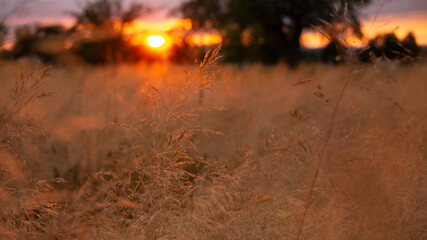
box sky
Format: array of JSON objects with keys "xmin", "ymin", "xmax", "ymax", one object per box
[
  {"xmin": 364, "ymin": 0, "xmax": 427, "ymax": 14},
  {"xmin": 2, "ymin": 0, "xmax": 183, "ymax": 24},
  {"xmin": 1, "ymin": 0, "xmax": 427, "ymax": 46},
  {"xmin": 3, "ymin": 0, "xmax": 425, "ymax": 22},
  {"xmin": 361, "ymin": 0, "xmax": 427, "ymax": 46}
]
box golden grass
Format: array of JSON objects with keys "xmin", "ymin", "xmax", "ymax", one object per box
[{"xmin": 0, "ymin": 55, "xmax": 426, "ymax": 239}]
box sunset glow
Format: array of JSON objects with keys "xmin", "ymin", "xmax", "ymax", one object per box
[
  {"xmin": 189, "ymin": 34, "xmax": 223, "ymax": 46},
  {"xmin": 147, "ymin": 35, "xmax": 166, "ymax": 48},
  {"xmin": 362, "ymin": 11, "xmax": 427, "ymax": 46},
  {"xmin": 301, "ymin": 11, "xmax": 427, "ymax": 49},
  {"xmin": 121, "ymin": 18, "xmax": 223, "ymax": 55},
  {"xmin": 122, "ymin": 19, "xmax": 192, "ymax": 52},
  {"xmin": 121, "ymin": 10, "xmax": 427, "ymax": 51},
  {"xmin": 301, "ymin": 31, "xmax": 330, "ymax": 49},
  {"xmin": 123, "ymin": 18, "xmax": 192, "ymax": 34}
]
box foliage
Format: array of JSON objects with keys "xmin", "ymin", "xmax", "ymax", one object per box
[
  {"xmin": 11, "ymin": 25, "xmax": 67, "ymax": 62},
  {"xmin": 179, "ymin": 0, "xmax": 370, "ymax": 66},
  {"xmin": 71, "ymin": 0, "xmax": 150, "ymax": 28}
]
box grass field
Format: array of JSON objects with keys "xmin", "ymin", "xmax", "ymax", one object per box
[{"xmin": 1, "ymin": 53, "xmax": 426, "ymax": 239}]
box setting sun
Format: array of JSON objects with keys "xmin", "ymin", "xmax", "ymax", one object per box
[{"xmin": 147, "ymin": 35, "xmax": 166, "ymax": 48}]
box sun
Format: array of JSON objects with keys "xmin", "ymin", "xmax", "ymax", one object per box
[{"xmin": 147, "ymin": 35, "xmax": 166, "ymax": 48}]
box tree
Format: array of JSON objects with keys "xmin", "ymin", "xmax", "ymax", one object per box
[
  {"xmin": 12, "ymin": 25, "xmax": 68, "ymax": 62},
  {"xmin": 71, "ymin": 0, "xmax": 150, "ymax": 29},
  {"xmin": 401, "ymin": 32, "xmax": 420, "ymax": 60},
  {"xmin": 0, "ymin": 0, "xmax": 31, "ymax": 51},
  {"xmin": 179, "ymin": 0, "xmax": 369, "ymax": 66},
  {"xmin": 70, "ymin": 0, "xmax": 150, "ymax": 64}
]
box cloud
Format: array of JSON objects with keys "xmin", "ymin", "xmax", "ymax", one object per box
[{"xmin": 364, "ymin": 0, "xmax": 427, "ymax": 15}]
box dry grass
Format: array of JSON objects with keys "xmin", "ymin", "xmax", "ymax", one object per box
[{"xmin": 0, "ymin": 53, "xmax": 426, "ymax": 239}]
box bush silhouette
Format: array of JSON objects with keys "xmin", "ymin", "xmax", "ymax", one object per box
[
  {"xmin": 359, "ymin": 32, "xmax": 421, "ymax": 63},
  {"xmin": 12, "ymin": 25, "xmax": 67, "ymax": 62}
]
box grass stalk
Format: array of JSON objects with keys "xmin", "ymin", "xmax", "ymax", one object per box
[{"xmin": 296, "ymin": 67, "xmax": 353, "ymax": 240}]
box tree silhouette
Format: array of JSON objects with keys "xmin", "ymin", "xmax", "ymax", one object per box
[
  {"xmin": 71, "ymin": 0, "xmax": 149, "ymax": 28},
  {"xmin": 359, "ymin": 32, "xmax": 421, "ymax": 63},
  {"xmin": 70, "ymin": 0, "xmax": 150, "ymax": 64},
  {"xmin": 401, "ymin": 32, "xmax": 420, "ymax": 60},
  {"xmin": 179, "ymin": 0, "xmax": 369, "ymax": 66},
  {"xmin": 12, "ymin": 25, "xmax": 67, "ymax": 62}
]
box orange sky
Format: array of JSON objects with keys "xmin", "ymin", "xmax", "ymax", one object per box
[
  {"xmin": 122, "ymin": 18, "xmax": 222, "ymax": 48},
  {"xmin": 85, "ymin": 10, "xmax": 427, "ymax": 49},
  {"xmin": 125, "ymin": 10, "xmax": 427, "ymax": 49},
  {"xmin": 302, "ymin": 10, "xmax": 427, "ymax": 48},
  {"xmin": 3, "ymin": 1, "xmax": 427, "ymax": 49},
  {"xmin": 5, "ymin": 13, "xmax": 426, "ymax": 51}
]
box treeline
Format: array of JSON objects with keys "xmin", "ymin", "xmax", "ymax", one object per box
[
  {"xmin": 180, "ymin": 0, "xmax": 423, "ymax": 66},
  {"xmin": 0, "ymin": 0, "xmax": 423, "ymax": 66},
  {"xmin": 0, "ymin": 0, "xmax": 201, "ymax": 65}
]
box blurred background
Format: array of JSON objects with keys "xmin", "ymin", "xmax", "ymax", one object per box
[{"xmin": 0, "ymin": 0, "xmax": 425, "ymax": 66}]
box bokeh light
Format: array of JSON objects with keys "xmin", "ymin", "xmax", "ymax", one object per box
[{"xmin": 147, "ymin": 35, "xmax": 166, "ymax": 48}]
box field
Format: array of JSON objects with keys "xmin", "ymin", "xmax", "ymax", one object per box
[{"xmin": 1, "ymin": 53, "xmax": 426, "ymax": 239}]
